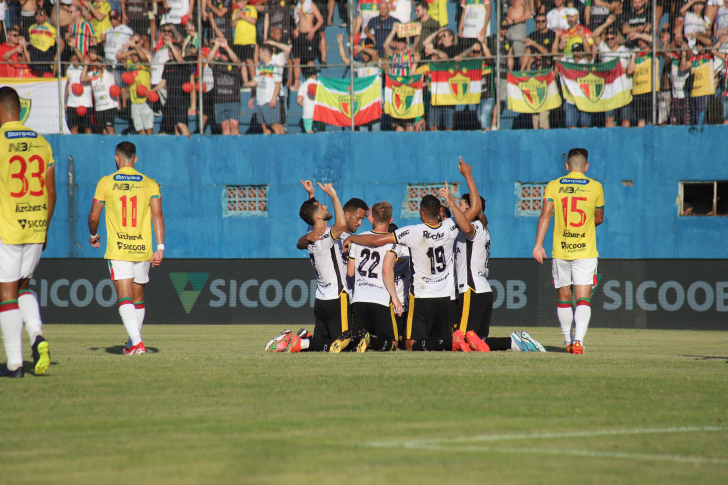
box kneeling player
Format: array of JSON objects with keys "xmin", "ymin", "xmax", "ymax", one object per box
[{"xmin": 88, "ymin": 142, "xmax": 165, "ymax": 355}]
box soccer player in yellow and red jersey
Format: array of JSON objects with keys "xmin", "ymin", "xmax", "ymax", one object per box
[
  {"xmin": 533, "ymin": 148, "xmax": 604, "ymax": 355},
  {"xmin": 88, "ymin": 142, "xmax": 165, "ymax": 355},
  {"xmin": 0, "ymin": 87, "xmax": 56, "ymax": 378}
]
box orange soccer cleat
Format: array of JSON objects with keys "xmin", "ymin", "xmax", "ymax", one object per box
[
  {"xmin": 572, "ymin": 341, "xmax": 585, "ymax": 354},
  {"xmin": 465, "ymin": 331, "xmax": 490, "ymax": 352},
  {"xmin": 452, "ymin": 329, "xmax": 472, "ymax": 352}
]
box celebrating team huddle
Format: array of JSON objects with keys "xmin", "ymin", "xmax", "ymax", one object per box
[{"xmin": 266, "ymin": 158, "xmax": 548, "ymax": 354}]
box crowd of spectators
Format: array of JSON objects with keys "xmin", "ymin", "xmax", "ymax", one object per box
[{"xmin": 0, "ymin": 0, "xmax": 726, "ymax": 133}]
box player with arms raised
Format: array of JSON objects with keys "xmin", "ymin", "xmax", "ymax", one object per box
[
  {"xmin": 0, "ymin": 87, "xmax": 56, "ymax": 378},
  {"xmin": 533, "ymin": 148, "xmax": 604, "ymax": 354},
  {"xmin": 88, "ymin": 142, "xmax": 165, "ymax": 355}
]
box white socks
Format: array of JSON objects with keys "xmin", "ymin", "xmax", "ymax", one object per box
[
  {"xmin": 119, "ymin": 300, "xmax": 141, "ymax": 346},
  {"xmin": 300, "ymin": 338, "xmax": 310, "ymax": 350},
  {"xmin": 557, "ymin": 300, "xmax": 574, "ymax": 345},
  {"xmin": 134, "ymin": 302, "xmax": 145, "ymax": 333},
  {"xmin": 18, "ymin": 291, "xmax": 43, "ymax": 346},
  {"xmin": 0, "ymin": 302, "xmax": 23, "ymax": 371},
  {"xmin": 574, "ymin": 299, "xmax": 591, "ymax": 344}
]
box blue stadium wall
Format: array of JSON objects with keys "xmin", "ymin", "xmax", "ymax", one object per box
[{"xmin": 43, "ymin": 126, "xmax": 727, "ymax": 259}]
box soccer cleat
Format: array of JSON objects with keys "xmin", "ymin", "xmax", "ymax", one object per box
[
  {"xmin": 511, "ymin": 332, "xmax": 540, "ymax": 352},
  {"xmin": 296, "ymin": 328, "xmax": 311, "ymax": 338},
  {"xmin": 0, "ymin": 366, "xmax": 24, "ymax": 378},
  {"xmin": 32, "ymin": 336, "xmax": 51, "ymax": 375},
  {"xmin": 329, "ymin": 330, "xmax": 352, "ymax": 353},
  {"xmin": 572, "ymin": 341, "xmax": 585, "ymax": 354},
  {"xmin": 356, "ymin": 330, "xmax": 370, "ymax": 353},
  {"xmin": 465, "ymin": 331, "xmax": 490, "ymax": 352},
  {"xmin": 452, "ymin": 329, "xmax": 472, "ymax": 352},
  {"xmin": 265, "ymin": 329, "xmax": 292, "ymax": 351},
  {"xmin": 285, "ymin": 335, "xmax": 302, "ymax": 353},
  {"xmin": 564, "ymin": 343, "xmax": 573, "ymax": 353},
  {"xmin": 125, "ymin": 341, "xmax": 146, "ymax": 355}
]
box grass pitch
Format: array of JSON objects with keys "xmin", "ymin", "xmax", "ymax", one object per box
[{"xmin": 0, "ymin": 325, "xmax": 726, "ymax": 484}]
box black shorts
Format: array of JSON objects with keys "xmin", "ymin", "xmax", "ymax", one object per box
[
  {"xmin": 395, "ymin": 311, "xmax": 407, "ymax": 341},
  {"xmin": 232, "ymin": 44, "xmax": 256, "ymax": 62},
  {"xmin": 292, "ymin": 32, "xmax": 319, "ymax": 64},
  {"xmin": 66, "ymin": 106, "xmax": 92, "ymax": 129},
  {"xmin": 405, "ymin": 295, "xmax": 452, "ymax": 340},
  {"xmin": 166, "ymin": 103, "xmax": 188, "ymax": 126},
  {"xmin": 352, "ymin": 302, "xmax": 398, "ymax": 340},
  {"xmin": 313, "ymin": 293, "xmax": 351, "ymax": 339},
  {"xmin": 96, "ymin": 108, "xmax": 118, "ymax": 128},
  {"xmin": 634, "ymin": 92, "xmax": 653, "ymax": 121},
  {"xmin": 456, "ymin": 289, "xmax": 494, "ymax": 338}
]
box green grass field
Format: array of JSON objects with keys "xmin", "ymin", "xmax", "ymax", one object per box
[{"xmin": 0, "ymin": 325, "xmax": 726, "ymax": 484}]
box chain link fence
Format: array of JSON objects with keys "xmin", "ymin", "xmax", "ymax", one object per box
[{"xmin": 0, "ymin": 0, "xmax": 726, "ymax": 134}]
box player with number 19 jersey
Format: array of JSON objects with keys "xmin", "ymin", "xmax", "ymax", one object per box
[
  {"xmin": 0, "ymin": 122, "xmax": 54, "ymax": 244},
  {"xmin": 93, "ymin": 167, "xmax": 161, "ymax": 261},
  {"xmin": 543, "ymin": 172, "xmax": 604, "ymax": 261}
]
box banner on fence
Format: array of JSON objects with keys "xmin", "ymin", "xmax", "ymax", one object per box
[
  {"xmin": 313, "ymin": 75, "xmax": 382, "ymax": 127},
  {"xmin": 557, "ymin": 59, "xmax": 632, "ymax": 112},
  {"xmin": 384, "ymin": 74, "xmax": 424, "ymax": 119},
  {"xmin": 506, "ymin": 69, "xmax": 562, "ymax": 113},
  {"xmin": 430, "ymin": 60, "xmax": 482, "ymax": 105},
  {"xmin": 0, "ymin": 77, "xmax": 71, "ymax": 134}
]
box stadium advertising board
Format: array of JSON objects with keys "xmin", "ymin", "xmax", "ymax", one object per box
[{"xmin": 31, "ymin": 259, "xmax": 728, "ymax": 330}]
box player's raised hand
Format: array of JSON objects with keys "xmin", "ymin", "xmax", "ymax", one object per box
[
  {"xmin": 439, "ymin": 181, "xmax": 455, "ymax": 206},
  {"xmin": 458, "ymin": 157, "xmax": 473, "ymax": 178},
  {"xmin": 305, "ymin": 226, "xmax": 327, "ymax": 243},
  {"xmin": 151, "ymin": 249, "xmax": 164, "ymax": 267},
  {"xmin": 300, "ymin": 179, "xmax": 315, "ymax": 198},
  {"xmin": 90, "ymin": 234, "xmax": 101, "ymax": 248},
  {"xmin": 532, "ymin": 245, "xmax": 546, "ymax": 264},
  {"xmin": 317, "ymin": 182, "xmax": 337, "ymax": 198},
  {"xmin": 342, "ymin": 238, "xmax": 353, "ymax": 251},
  {"xmin": 366, "ymin": 208, "xmax": 374, "ymax": 226}
]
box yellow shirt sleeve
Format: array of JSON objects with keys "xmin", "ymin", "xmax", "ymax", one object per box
[
  {"xmin": 595, "ymin": 182, "xmax": 604, "ymax": 209},
  {"xmin": 543, "ymin": 180, "xmax": 555, "ymax": 202},
  {"xmin": 93, "ymin": 177, "xmax": 106, "ymax": 202},
  {"xmin": 150, "ymin": 179, "xmax": 161, "ymax": 199}
]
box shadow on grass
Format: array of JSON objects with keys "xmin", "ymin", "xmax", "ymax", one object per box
[
  {"xmin": 89, "ymin": 346, "xmax": 160, "ymax": 355},
  {"xmin": 679, "ymin": 355, "xmax": 728, "ymax": 362},
  {"xmin": 544, "ymin": 345, "xmax": 568, "ymax": 353}
]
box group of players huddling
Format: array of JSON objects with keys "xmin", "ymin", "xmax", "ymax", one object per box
[{"xmin": 266, "ymin": 158, "xmax": 548, "ymax": 354}]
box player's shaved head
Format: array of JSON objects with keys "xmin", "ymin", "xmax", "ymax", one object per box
[
  {"xmin": 567, "ymin": 148, "xmax": 589, "ymax": 169},
  {"xmin": 420, "ymin": 195, "xmax": 441, "ymax": 219},
  {"xmin": 371, "ymin": 201, "xmax": 392, "ymax": 224},
  {"xmin": 0, "ymin": 87, "xmax": 21, "ymax": 119},
  {"xmin": 116, "ymin": 141, "xmax": 137, "ymax": 161},
  {"xmin": 343, "ymin": 198, "xmax": 369, "ymax": 214}
]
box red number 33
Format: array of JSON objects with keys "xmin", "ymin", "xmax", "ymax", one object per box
[{"xmin": 9, "ymin": 155, "xmax": 45, "ymax": 198}]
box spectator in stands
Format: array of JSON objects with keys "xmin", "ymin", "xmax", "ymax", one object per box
[
  {"xmin": 547, "ymin": 0, "xmax": 569, "ymax": 32},
  {"xmin": 713, "ymin": 33, "xmax": 728, "ymax": 123},
  {"xmin": 564, "ymin": 42, "xmax": 593, "ymax": 128},
  {"xmin": 505, "ymin": 0, "xmax": 532, "ymax": 66},
  {"xmin": 155, "ymin": 40, "xmax": 194, "ymax": 136},
  {"xmin": 336, "ymin": 33, "xmax": 383, "ymax": 131},
  {"xmin": 487, "ymin": 20, "xmax": 514, "ymax": 128},
  {"xmin": 105, "ymin": 10, "xmax": 134, "ymax": 110},
  {"xmin": 423, "ymin": 26, "xmax": 462, "ymax": 131},
  {"xmin": 233, "ymin": 0, "xmax": 259, "ymax": 85},
  {"xmin": 354, "ymin": 0, "xmax": 379, "ymax": 39},
  {"xmin": 117, "ymin": 33, "xmax": 154, "ymax": 134},
  {"xmin": 593, "ymin": 15, "xmax": 633, "ymax": 127},
  {"xmin": 81, "ymin": 45, "xmax": 118, "ymax": 134},
  {"xmin": 365, "ymin": 0, "xmax": 400, "ymax": 57},
  {"xmin": 68, "ymin": 2, "xmax": 95, "ymax": 57},
  {"xmin": 458, "ymin": 0, "xmax": 491, "ymax": 49},
  {"xmin": 17, "ymin": 0, "xmax": 37, "ymax": 42},
  {"xmin": 384, "ymin": 27, "xmax": 419, "ymax": 131},
  {"xmin": 245, "ymin": 41, "xmax": 290, "ymax": 134},
  {"xmin": 298, "ymin": 67, "xmax": 322, "ymax": 132},
  {"xmin": 190, "ymin": 42, "xmax": 215, "ymax": 130},
  {"xmin": 292, "ymin": 0, "xmax": 326, "ymax": 92},
  {"xmin": 161, "ymin": 0, "xmax": 194, "ymax": 37},
  {"xmin": 681, "ymin": 0, "xmax": 712, "ymax": 50},
  {"xmin": 151, "ymin": 25, "xmax": 181, "ymax": 131},
  {"xmin": 686, "ymin": 45, "xmax": 714, "ymax": 125},
  {"xmin": 559, "ymin": 7, "xmax": 595, "ymax": 58},
  {"xmin": 427, "ymin": 0, "xmax": 448, "ymax": 27},
  {"xmin": 207, "ymin": 37, "xmax": 243, "ymax": 134},
  {"xmin": 460, "ymin": 32, "xmax": 497, "ymax": 130},
  {"xmin": 664, "ymin": 30, "xmax": 692, "ymax": 125},
  {"xmin": 621, "ymin": 0, "xmax": 651, "ymax": 37},
  {"xmin": 626, "ymin": 31, "xmax": 654, "ymax": 127},
  {"xmin": 121, "ymin": 0, "xmax": 151, "ymax": 38},
  {"xmin": 267, "ymin": 26, "xmax": 292, "ymax": 118},
  {"xmin": 83, "ymin": 0, "xmax": 110, "ymax": 44},
  {"xmin": 28, "ymin": 9, "xmax": 61, "ymax": 76},
  {"xmin": 708, "ymin": 0, "xmax": 728, "ymax": 39},
  {"xmin": 65, "ymin": 48, "xmax": 93, "ymax": 133},
  {"xmin": 50, "ymin": 0, "xmax": 74, "ymax": 29},
  {"xmin": 1, "ymin": 25, "xmax": 33, "ymax": 77},
  {"xmin": 522, "ymin": 11, "xmax": 556, "ymax": 70},
  {"xmin": 206, "ymin": 0, "xmax": 234, "ymax": 43},
  {"xmin": 265, "ymin": 0, "xmax": 294, "ymax": 45},
  {"xmin": 414, "ymin": 0, "xmax": 440, "ymax": 58}
]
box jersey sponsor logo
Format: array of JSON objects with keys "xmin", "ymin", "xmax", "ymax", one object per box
[
  {"xmin": 116, "ymin": 242, "xmax": 146, "ymax": 251},
  {"xmin": 422, "ymin": 230, "xmax": 444, "ymax": 240},
  {"xmin": 8, "ymin": 141, "xmax": 43, "ymax": 152},
  {"xmin": 15, "ymin": 202, "xmax": 47, "ymax": 213},
  {"xmin": 113, "ymin": 174, "xmax": 143, "ymax": 182},
  {"xmin": 116, "ymin": 232, "xmax": 143, "ymax": 240},
  {"xmin": 112, "ymin": 182, "xmax": 142, "ymax": 191},
  {"xmin": 17, "ymin": 219, "xmax": 47, "ymax": 229},
  {"xmin": 561, "ymin": 241, "xmax": 586, "ymax": 250},
  {"xmin": 5, "ymin": 130, "xmax": 38, "ymax": 139},
  {"xmin": 397, "ymin": 230, "xmax": 409, "ymax": 238},
  {"xmin": 559, "ymin": 178, "xmax": 590, "ymax": 185},
  {"xmin": 562, "ymin": 229, "xmax": 586, "ymax": 238}
]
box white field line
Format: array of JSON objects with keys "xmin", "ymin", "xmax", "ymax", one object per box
[{"xmin": 362, "ymin": 426, "xmax": 728, "ymax": 464}]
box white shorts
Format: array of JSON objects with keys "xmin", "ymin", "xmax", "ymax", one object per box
[
  {"xmin": 0, "ymin": 242, "xmax": 43, "ymax": 283},
  {"xmin": 108, "ymin": 260, "xmax": 150, "ymax": 284},
  {"xmin": 131, "ymin": 102, "xmax": 154, "ymax": 131},
  {"xmin": 552, "ymin": 258, "xmax": 598, "ymax": 289}
]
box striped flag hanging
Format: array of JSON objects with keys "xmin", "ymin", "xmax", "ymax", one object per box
[
  {"xmin": 557, "ymin": 59, "xmax": 632, "ymax": 113},
  {"xmin": 506, "ymin": 69, "xmax": 562, "ymax": 113},
  {"xmin": 313, "ymin": 75, "xmax": 382, "ymax": 127},
  {"xmin": 429, "ymin": 60, "xmax": 482, "ymax": 106},
  {"xmin": 384, "ymin": 74, "xmax": 424, "ymax": 119}
]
